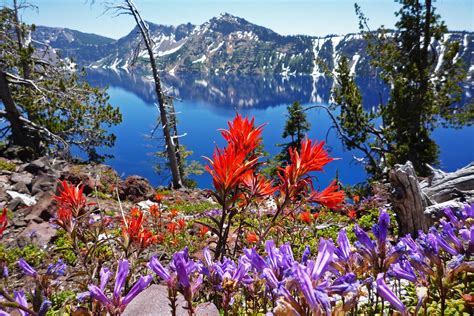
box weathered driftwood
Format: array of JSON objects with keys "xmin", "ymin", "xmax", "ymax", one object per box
[
  {"xmin": 389, "ymin": 161, "xmax": 474, "ymax": 237},
  {"xmin": 389, "ymin": 161, "xmax": 432, "ymax": 237}
]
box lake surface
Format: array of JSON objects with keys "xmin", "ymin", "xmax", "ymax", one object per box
[{"xmin": 86, "ymin": 70, "xmax": 474, "ymax": 189}]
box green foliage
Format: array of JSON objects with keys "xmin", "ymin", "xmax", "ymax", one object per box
[
  {"xmin": 47, "ymin": 290, "xmax": 75, "ymax": 316},
  {"xmin": 280, "ymin": 101, "xmax": 311, "ymax": 162},
  {"xmin": 155, "ymin": 144, "xmax": 204, "ymax": 187},
  {"xmin": 0, "ymin": 158, "xmax": 15, "ymax": 171},
  {"xmin": 168, "ymin": 200, "xmax": 216, "ymax": 215},
  {"xmin": 331, "ymin": 1, "xmax": 473, "ymax": 178},
  {"xmin": 0, "ymin": 6, "xmax": 122, "ymax": 161},
  {"xmin": 52, "ymin": 230, "xmax": 77, "ymax": 265},
  {"xmin": 0, "ymin": 243, "xmax": 45, "ymax": 267}
]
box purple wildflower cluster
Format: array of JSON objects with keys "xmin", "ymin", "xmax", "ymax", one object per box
[{"xmin": 133, "ymin": 204, "xmax": 473, "ymax": 315}]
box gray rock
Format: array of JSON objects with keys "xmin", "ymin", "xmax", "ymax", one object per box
[
  {"xmin": 24, "ymin": 191, "xmax": 56, "ymax": 223},
  {"xmin": 11, "ymin": 172, "xmax": 33, "ymax": 186},
  {"xmin": 6, "ymin": 197, "xmax": 22, "ymax": 211},
  {"xmin": 123, "ymin": 284, "xmax": 218, "ymax": 316},
  {"xmin": 18, "ymin": 222, "xmax": 57, "ymax": 247},
  {"xmin": 123, "ymin": 284, "xmax": 188, "ymax": 316},
  {"xmin": 31, "ymin": 172, "xmax": 57, "ymax": 195},
  {"xmin": 25, "ymin": 157, "xmax": 51, "ymax": 174},
  {"xmin": 12, "ymin": 181, "xmax": 30, "ymax": 194}
]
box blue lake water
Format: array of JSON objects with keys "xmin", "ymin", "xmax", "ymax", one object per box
[{"xmin": 86, "ymin": 70, "xmax": 474, "ymax": 189}]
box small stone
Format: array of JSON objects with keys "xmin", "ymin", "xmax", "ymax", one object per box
[{"xmin": 123, "ymin": 284, "xmax": 187, "ymax": 316}]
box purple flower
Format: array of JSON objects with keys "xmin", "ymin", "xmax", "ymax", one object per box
[
  {"xmin": 335, "ymin": 229, "xmax": 351, "ymax": 261},
  {"xmin": 121, "ymin": 275, "xmax": 153, "ymax": 306},
  {"xmin": 113, "ymin": 259, "xmax": 129, "ymax": 302},
  {"xmin": 376, "ymin": 273, "xmax": 406, "ymax": 314},
  {"xmin": 88, "ymin": 259, "xmax": 151, "ymax": 312},
  {"xmin": 47, "ymin": 259, "xmax": 67, "ymax": 277},
  {"xmin": 372, "ymin": 210, "xmax": 390, "ymax": 244},
  {"xmin": 308, "ymin": 239, "xmax": 334, "ymax": 280},
  {"xmin": 389, "ymin": 260, "xmax": 417, "ymax": 283},
  {"xmin": 294, "ymin": 265, "xmax": 331, "ymax": 314},
  {"xmin": 301, "ymin": 245, "xmax": 311, "ymax": 264},
  {"xmin": 17, "ymin": 259, "xmax": 37, "ymax": 277},
  {"xmin": 14, "ymin": 290, "xmax": 28, "ymax": 316},
  {"xmin": 353, "ymin": 225, "xmax": 375, "ymax": 254}
]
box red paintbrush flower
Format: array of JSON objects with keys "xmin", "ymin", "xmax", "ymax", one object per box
[
  {"xmin": 169, "ymin": 208, "xmax": 178, "ymax": 219},
  {"xmin": 0, "ymin": 208, "xmax": 8, "ymax": 237},
  {"xmin": 154, "ymin": 193, "xmax": 163, "ymax": 204},
  {"xmin": 167, "ymin": 222, "xmax": 178, "ymax": 234},
  {"xmin": 177, "ymin": 218, "xmax": 186, "ymax": 230},
  {"xmin": 204, "ymin": 145, "xmax": 258, "ymax": 193},
  {"xmin": 149, "ymin": 204, "xmax": 161, "ymax": 218},
  {"xmin": 198, "ymin": 224, "xmax": 209, "ymax": 238},
  {"xmin": 246, "ymin": 232, "xmax": 259, "ymax": 244},
  {"xmin": 277, "ymin": 138, "xmax": 334, "ymax": 201},
  {"xmin": 310, "ymin": 180, "xmax": 345, "ymax": 209},
  {"xmin": 347, "ymin": 208, "xmax": 357, "ymax": 220},
  {"xmin": 122, "ymin": 209, "xmax": 156, "ymax": 249},
  {"xmin": 219, "ymin": 114, "xmax": 265, "ymax": 156},
  {"xmin": 299, "ymin": 211, "xmax": 313, "ymax": 224},
  {"xmin": 242, "ymin": 173, "xmax": 277, "ymax": 198},
  {"xmin": 353, "ymin": 195, "xmax": 360, "ymax": 204},
  {"xmin": 54, "ymin": 180, "xmax": 90, "ymax": 215}
]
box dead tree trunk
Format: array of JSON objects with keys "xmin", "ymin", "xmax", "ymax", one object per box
[
  {"xmin": 123, "ymin": 0, "xmax": 183, "ymax": 188},
  {"xmin": 389, "ymin": 161, "xmax": 432, "ymax": 237},
  {"xmin": 389, "ymin": 161, "xmax": 474, "ymax": 237}
]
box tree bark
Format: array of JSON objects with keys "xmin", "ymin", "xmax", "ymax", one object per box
[
  {"xmin": 0, "ymin": 71, "xmax": 37, "ymax": 150},
  {"xmin": 389, "ymin": 161, "xmax": 432, "ymax": 237},
  {"xmin": 125, "ymin": 0, "xmax": 183, "ymax": 188}
]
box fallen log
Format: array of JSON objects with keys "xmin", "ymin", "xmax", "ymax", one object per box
[{"xmin": 389, "ymin": 161, "xmax": 474, "ymax": 237}]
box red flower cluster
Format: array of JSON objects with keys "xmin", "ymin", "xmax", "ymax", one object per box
[
  {"xmin": 122, "ymin": 209, "xmax": 157, "ymax": 249},
  {"xmin": 310, "ymin": 180, "xmax": 346, "ymax": 209},
  {"xmin": 54, "ymin": 180, "xmax": 91, "ymax": 214},
  {"xmin": 0, "ymin": 208, "xmax": 7, "ymax": 237},
  {"xmin": 278, "ymin": 138, "xmax": 338, "ymax": 202},
  {"xmin": 204, "ymin": 114, "xmax": 264, "ymax": 195}
]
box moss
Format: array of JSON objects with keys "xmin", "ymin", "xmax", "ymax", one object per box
[{"xmin": 0, "ymin": 159, "xmax": 16, "ymax": 172}]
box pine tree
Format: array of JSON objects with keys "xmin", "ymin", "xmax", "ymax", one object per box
[
  {"xmin": 0, "ymin": 4, "xmax": 121, "ymax": 161},
  {"xmin": 278, "ymin": 101, "xmax": 311, "ymax": 163},
  {"xmin": 331, "ymin": 0, "xmax": 473, "ymax": 177}
]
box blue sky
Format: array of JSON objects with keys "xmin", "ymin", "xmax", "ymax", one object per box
[{"xmin": 9, "ymin": 0, "xmax": 474, "ymax": 39}]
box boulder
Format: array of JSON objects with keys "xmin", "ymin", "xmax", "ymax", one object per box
[
  {"xmin": 123, "ymin": 285, "xmax": 219, "ymax": 316},
  {"xmin": 10, "ymin": 172, "xmax": 33, "ymax": 186},
  {"xmin": 31, "ymin": 171, "xmax": 57, "ymax": 195},
  {"xmin": 24, "ymin": 191, "xmax": 56, "ymax": 223},
  {"xmin": 119, "ymin": 176, "xmax": 155, "ymax": 203},
  {"xmin": 24, "ymin": 157, "xmax": 51, "ymax": 174},
  {"xmin": 18, "ymin": 222, "xmax": 57, "ymax": 247},
  {"xmin": 12, "ymin": 181, "xmax": 30, "ymax": 194}
]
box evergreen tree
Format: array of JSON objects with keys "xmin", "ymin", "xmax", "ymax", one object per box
[
  {"xmin": 275, "ymin": 101, "xmax": 311, "ymax": 165},
  {"xmin": 0, "ymin": 3, "xmax": 121, "ymax": 161},
  {"xmin": 331, "ymin": 0, "xmax": 473, "ymax": 177}
]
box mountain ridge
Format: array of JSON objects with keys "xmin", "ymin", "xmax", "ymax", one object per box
[{"xmin": 32, "ymin": 13, "xmax": 474, "ymax": 79}]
